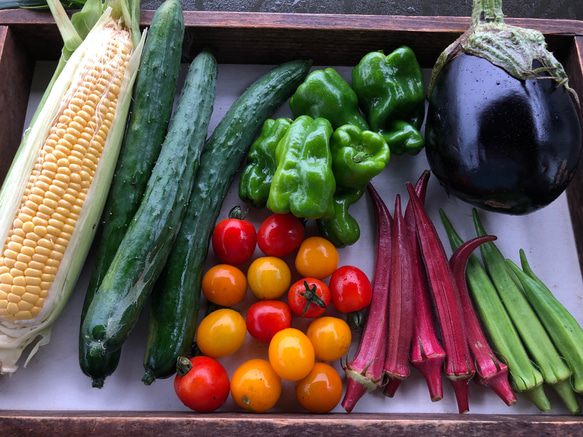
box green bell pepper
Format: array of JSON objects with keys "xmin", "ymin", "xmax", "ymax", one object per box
[
  {"xmin": 317, "ymin": 185, "xmax": 366, "ymax": 248},
  {"xmin": 289, "ymin": 68, "xmax": 369, "ymax": 131},
  {"xmin": 330, "ymin": 124, "xmax": 390, "ymax": 188},
  {"xmin": 238, "ymin": 118, "xmax": 292, "ymax": 208},
  {"xmin": 352, "ymin": 46, "xmax": 426, "ymax": 155},
  {"xmin": 317, "ymin": 124, "xmax": 390, "ymax": 247},
  {"xmin": 267, "ymin": 115, "xmax": 336, "ymax": 220}
]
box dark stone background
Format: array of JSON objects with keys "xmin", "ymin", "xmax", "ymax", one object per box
[{"xmin": 139, "ymin": 0, "xmax": 583, "ymax": 21}]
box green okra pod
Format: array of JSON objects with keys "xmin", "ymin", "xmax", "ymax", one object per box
[
  {"xmin": 507, "ymin": 249, "xmax": 583, "ymax": 395},
  {"xmin": 473, "ymin": 209, "xmax": 579, "ymax": 414}
]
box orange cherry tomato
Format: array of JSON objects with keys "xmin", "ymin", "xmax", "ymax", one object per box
[
  {"xmin": 247, "ymin": 256, "xmax": 292, "ymax": 300},
  {"xmin": 268, "ymin": 327, "xmax": 315, "ymax": 381},
  {"xmin": 306, "ymin": 316, "xmax": 352, "ymax": 362},
  {"xmin": 196, "ymin": 308, "xmax": 247, "ymax": 358},
  {"xmin": 295, "ymin": 362, "xmax": 343, "ymax": 413},
  {"xmin": 230, "ymin": 358, "xmax": 282, "ymax": 413},
  {"xmin": 201, "ymin": 264, "xmax": 247, "ymax": 307},
  {"xmin": 295, "ymin": 236, "xmax": 339, "ymax": 279}
]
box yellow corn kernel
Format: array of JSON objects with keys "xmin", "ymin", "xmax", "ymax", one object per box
[{"xmin": 0, "ymin": 22, "xmax": 133, "ymax": 322}]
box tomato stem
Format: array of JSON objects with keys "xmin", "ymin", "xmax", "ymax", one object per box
[
  {"xmin": 176, "ymin": 356, "xmax": 192, "ymax": 376},
  {"xmin": 300, "ymin": 280, "xmax": 328, "ymax": 316},
  {"xmin": 228, "ymin": 205, "xmax": 248, "ymax": 220},
  {"xmin": 347, "ymin": 310, "xmax": 364, "ymax": 329}
]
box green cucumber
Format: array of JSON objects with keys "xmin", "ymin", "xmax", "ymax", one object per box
[
  {"xmin": 80, "ymin": 48, "xmax": 218, "ymax": 360},
  {"xmin": 141, "ymin": 60, "xmax": 311, "ymax": 384},
  {"xmin": 78, "ymin": 0, "xmax": 184, "ymax": 388}
]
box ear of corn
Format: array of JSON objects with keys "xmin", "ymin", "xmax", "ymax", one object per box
[{"xmin": 0, "ymin": 0, "xmax": 145, "ymax": 374}]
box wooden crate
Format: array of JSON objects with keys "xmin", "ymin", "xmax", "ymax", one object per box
[{"xmin": 0, "ymin": 9, "xmax": 582, "ymax": 436}]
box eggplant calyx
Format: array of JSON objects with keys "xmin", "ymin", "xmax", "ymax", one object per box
[{"xmin": 427, "ymin": 0, "xmax": 578, "ymax": 105}]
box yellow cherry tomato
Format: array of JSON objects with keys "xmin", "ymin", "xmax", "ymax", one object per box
[
  {"xmin": 201, "ymin": 264, "xmax": 247, "ymax": 307},
  {"xmin": 295, "ymin": 236, "xmax": 339, "ymax": 279},
  {"xmin": 306, "ymin": 316, "xmax": 352, "ymax": 362},
  {"xmin": 196, "ymin": 308, "xmax": 247, "ymax": 358},
  {"xmin": 268, "ymin": 327, "xmax": 315, "ymax": 381},
  {"xmin": 230, "ymin": 358, "xmax": 282, "ymax": 413},
  {"xmin": 295, "ymin": 362, "xmax": 343, "ymax": 413},
  {"xmin": 247, "ymin": 256, "xmax": 292, "ymax": 300}
]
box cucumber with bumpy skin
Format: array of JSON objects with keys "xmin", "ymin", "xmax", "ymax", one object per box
[
  {"xmin": 141, "ymin": 60, "xmax": 311, "ymax": 384},
  {"xmin": 80, "ymin": 49, "xmax": 217, "ymax": 360},
  {"xmin": 78, "ymin": 0, "xmax": 185, "ymax": 388}
]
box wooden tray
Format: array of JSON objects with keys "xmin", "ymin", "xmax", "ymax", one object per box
[{"xmin": 1, "ymin": 9, "xmax": 583, "ymax": 436}]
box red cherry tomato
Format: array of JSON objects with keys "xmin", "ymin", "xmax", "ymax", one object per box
[
  {"xmin": 246, "ymin": 300, "xmax": 292, "ymax": 343},
  {"xmin": 211, "ymin": 206, "xmax": 256, "ymax": 265},
  {"xmin": 288, "ymin": 277, "xmax": 330, "ymax": 318},
  {"xmin": 174, "ymin": 356, "xmax": 230, "ymax": 413},
  {"xmin": 329, "ymin": 265, "xmax": 373, "ymax": 313},
  {"xmin": 257, "ymin": 213, "xmax": 305, "ymax": 257}
]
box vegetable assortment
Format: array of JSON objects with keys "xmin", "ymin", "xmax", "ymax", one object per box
[
  {"xmin": 1, "ymin": 0, "xmax": 583, "ymax": 420},
  {"xmin": 141, "ymin": 58, "xmax": 311, "ymax": 385},
  {"xmin": 341, "ymin": 173, "xmax": 582, "ymax": 415},
  {"xmin": 239, "ymin": 46, "xmax": 423, "ymax": 247}
]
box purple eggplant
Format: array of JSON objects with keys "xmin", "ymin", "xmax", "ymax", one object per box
[{"xmin": 425, "ymin": 0, "xmax": 582, "ymax": 215}]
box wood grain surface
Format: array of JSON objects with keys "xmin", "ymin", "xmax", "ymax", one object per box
[
  {"xmin": 0, "ymin": 25, "xmax": 33, "ymax": 186},
  {"xmin": 1, "ymin": 411, "xmax": 583, "ymax": 436}
]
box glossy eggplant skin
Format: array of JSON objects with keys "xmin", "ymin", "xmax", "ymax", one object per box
[{"xmin": 425, "ymin": 53, "xmax": 582, "ymax": 215}]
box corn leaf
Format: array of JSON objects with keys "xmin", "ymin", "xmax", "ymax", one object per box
[{"xmin": 0, "ymin": 0, "xmax": 85, "ymax": 10}]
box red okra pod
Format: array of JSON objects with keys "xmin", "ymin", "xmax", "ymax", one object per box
[
  {"xmin": 449, "ymin": 234, "xmax": 517, "ymax": 406},
  {"xmin": 341, "ymin": 183, "xmax": 391, "ymax": 412},
  {"xmin": 382, "ymin": 194, "xmax": 415, "ymax": 397},
  {"xmin": 406, "ymin": 183, "xmax": 474, "ymax": 414},
  {"xmin": 405, "ymin": 171, "xmax": 445, "ymax": 402}
]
